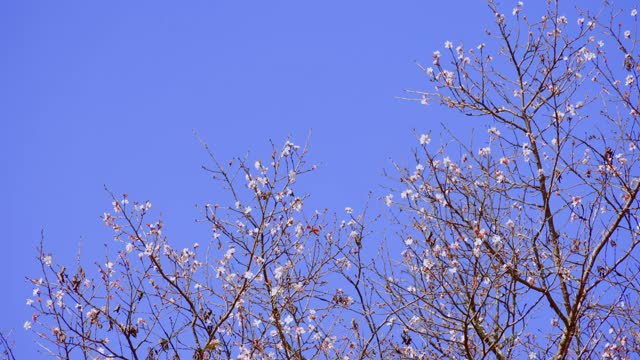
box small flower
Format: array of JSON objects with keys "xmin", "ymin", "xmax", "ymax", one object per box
[
  {"xmin": 624, "ymin": 30, "xmax": 631, "ymax": 39},
  {"xmin": 444, "ymin": 41, "xmax": 453, "ymax": 49},
  {"xmin": 419, "ymin": 134, "xmax": 431, "ymax": 145},
  {"xmin": 632, "ymin": 9, "xmax": 638, "ymax": 17},
  {"xmin": 344, "ymin": 207, "xmax": 353, "ymax": 214},
  {"xmin": 284, "ymin": 314, "xmax": 294, "ymax": 325},
  {"xmin": 400, "ymin": 189, "xmax": 413, "ymax": 199},
  {"xmin": 86, "ymin": 308, "xmax": 100, "ymax": 320},
  {"xmin": 292, "ymin": 198, "xmax": 303, "ymax": 212},
  {"xmin": 23, "ymin": 321, "xmax": 32, "ymax": 330},
  {"xmin": 43, "ymin": 255, "xmax": 52, "ymax": 267},
  {"xmin": 274, "ymin": 265, "xmax": 285, "ymax": 280},
  {"xmin": 478, "ymin": 146, "xmax": 491, "ymax": 156},
  {"xmin": 522, "ymin": 143, "xmax": 532, "ymax": 162},
  {"xmin": 625, "ymin": 74, "xmax": 635, "ymax": 86},
  {"xmin": 432, "ymin": 50, "xmax": 441, "ymax": 65},
  {"xmin": 295, "ymin": 223, "xmax": 304, "ymax": 238},
  {"xmin": 572, "ymin": 196, "xmax": 582, "ymax": 207},
  {"xmin": 295, "ymin": 326, "xmax": 306, "ymax": 335},
  {"xmin": 144, "ymin": 242, "xmax": 154, "ymax": 256},
  {"xmin": 384, "ymin": 194, "xmax": 393, "ymax": 207},
  {"xmin": 579, "ymin": 47, "xmax": 596, "ymax": 61}
]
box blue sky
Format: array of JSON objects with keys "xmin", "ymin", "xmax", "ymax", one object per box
[{"xmin": 2, "ymin": 1, "xmax": 634, "ymax": 357}]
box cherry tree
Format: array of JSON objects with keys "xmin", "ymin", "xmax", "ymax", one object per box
[
  {"xmin": 25, "ymin": 137, "xmax": 388, "ymax": 359},
  {"xmin": 24, "ymin": 1, "xmax": 640, "ymax": 359},
  {"xmin": 389, "ymin": 1, "xmax": 640, "ymax": 358}
]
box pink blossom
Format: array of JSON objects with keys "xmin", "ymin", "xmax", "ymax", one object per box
[{"xmin": 572, "ymin": 196, "xmax": 582, "ymax": 207}]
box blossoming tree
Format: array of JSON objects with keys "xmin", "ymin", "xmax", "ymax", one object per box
[
  {"xmin": 21, "ymin": 1, "xmax": 640, "ymax": 359},
  {"xmin": 391, "ymin": 1, "xmax": 640, "ymax": 358}
]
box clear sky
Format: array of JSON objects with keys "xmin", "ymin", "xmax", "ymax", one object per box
[{"xmin": 1, "ymin": 1, "xmax": 635, "ymax": 357}]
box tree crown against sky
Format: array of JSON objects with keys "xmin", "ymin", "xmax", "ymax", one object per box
[{"xmin": 3, "ymin": 0, "xmax": 640, "ymax": 359}]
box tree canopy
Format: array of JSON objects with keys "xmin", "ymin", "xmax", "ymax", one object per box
[{"xmin": 12, "ymin": 1, "xmax": 640, "ymax": 359}]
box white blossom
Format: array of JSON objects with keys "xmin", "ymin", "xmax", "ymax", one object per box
[
  {"xmin": 295, "ymin": 223, "xmax": 304, "ymax": 238},
  {"xmin": 384, "ymin": 194, "xmax": 393, "ymax": 207},
  {"xmin": 625, "ymin": 74, "xmax": 635, "ymax": 86},
  {"xmin": 478, "ymin": 147, "xmax": 491, "ymax": 156},
  {"xmin": 572, "ymin": 196, "xmax": 582, "ymax": 207},
  {"xmin": 522, "ymin": 143, "xmax": 532, "ymax": 162}
]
